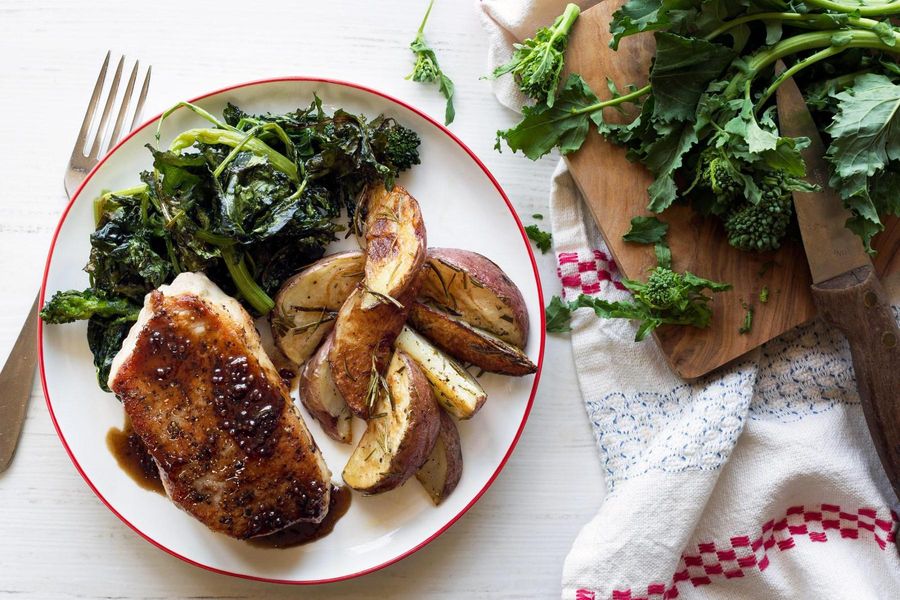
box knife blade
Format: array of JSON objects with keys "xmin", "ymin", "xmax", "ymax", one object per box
[
  {"xmin": 775, "ymin": 70, "xmax": 870, "ymax": 283},
  {"xmin": 0, "ymin": 295, "xmax": 38, "ymax": 471},
  {"xmin": 776, "ymin": 68, "xmax": 900, "ymax": 500}
]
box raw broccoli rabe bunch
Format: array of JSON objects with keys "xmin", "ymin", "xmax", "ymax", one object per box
[{"xmin": 490, "ymin": 3, "xmax": 581, "ymax": 107}]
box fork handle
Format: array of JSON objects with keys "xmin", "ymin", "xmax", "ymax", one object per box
[
  {"xmin": 812, "ymin": 264, "xmax": 900, "ymax": 500},
  {"xmin": 0, "ymin": 294, "xmax": 39, "ymax": 472}
]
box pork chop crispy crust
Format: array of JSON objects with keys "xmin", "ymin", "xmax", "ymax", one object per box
[{"xmin": 111, "ymin": 290, "xmax": 330, "ymax": 539}]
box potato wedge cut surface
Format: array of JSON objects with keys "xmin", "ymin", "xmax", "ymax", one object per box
[
  {"xmin": 360, "ymin": 184, "xmax": 427, "ymax": 310},
  {"xmin": 416, "ymin": 410, "xmax": 463, "ymax": 505},
  {"xmin": 342, "ymin": 351, "xmax": 440, "ymax": 495},
  {"xmin": 298, "ymin": 332, "xmax": 352, "ymax": 444},
  {"xmin": 395, "ymin": 327, "xmax": 487, "ymax": 420},
  {"xmin": 328, "ymin": 288, "xmax": 410, "ymax": 419},
  {"xmin": 409, "ymin": 302, "xmax": 537, "ymax": 376},
  {"xmin": 271, "ymin": 251, "xmax": 365, "ymax": 366},
  {"xmin": 419, "ymin": 248, "xmax": 529, "ymax": 348}
]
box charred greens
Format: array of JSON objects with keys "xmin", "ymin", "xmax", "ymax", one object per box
[{"xmin": 41, "ymin": 98, "xmax": 421, "ymax": 390}]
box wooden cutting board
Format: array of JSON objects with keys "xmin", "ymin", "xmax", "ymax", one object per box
[{"xmin": 563, "ymin": 0, "xmax": 900, "ymax": 379}]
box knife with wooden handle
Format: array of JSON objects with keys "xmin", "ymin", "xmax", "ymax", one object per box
[{"xmin": 776, "ymin": 69, "xmax": 900, "ymax": 500}]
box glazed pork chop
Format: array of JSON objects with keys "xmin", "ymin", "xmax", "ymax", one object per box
[{"xmin": 108, "ymin": 272, "xmax": 331, "ymax": 539}]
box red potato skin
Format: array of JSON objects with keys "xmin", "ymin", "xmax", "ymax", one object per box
[
  {"xmin": 327, "ymin": 285, "xmax": 418, "ymax": 419},
  {"xmin": 416, "ymin": 410, "xmax": 463, "ymax": 505},
  {"xmin": 419, "ymin": 248, "xmax": 530, "ymax": 349},
  {"xmin": 342, "ymin": 352, "xmax": 441, "ymax": 495},
  {"xmin": 409, "ymin": 302, "xmax": 537, "ymax": 376}
]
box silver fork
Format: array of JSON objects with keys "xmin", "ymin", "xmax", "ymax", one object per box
[{"xmin": 0, "ymin": 52, "xmax": 151, "ymax": 472}]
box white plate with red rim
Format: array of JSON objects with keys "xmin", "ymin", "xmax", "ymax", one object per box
[{"xmin": 39, "ymin": 78, "xmax": 545, "ymax": 584}]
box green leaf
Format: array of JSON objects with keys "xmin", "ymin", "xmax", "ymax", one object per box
[
  {"xmin": 649, "ymin": 32, "xmax": 735, "ymax": 123},
  {"xmin": 760, "ymin": 136, "xmax": 810, "ymax": 177},
  {"xmin": 723, "ymin": 94, "xmax": 778, "ymax": 153},
  {"xmin": 525, "ymin": 224, "xmax": 553, "ymax": 253},
  {"xmin": 655, "ymin": 242, "xmax": 673, "ymax": 268},
  {"xmin": 644, "ymin": 121, "xmax": 698, "ymax": 212},
  {"xmin": 826, "ymin": 74, "xmax": 900, "ymax": 181},
  {"xmin": 623, "ymin": 216, "xmax": 669, "ymax": 243},
  {"xmin": 825, "ymin": 74, "xmax": 900, "ymax": 251},
  {"xmin": 545, "ymin": 296, "xmax": 573, "ymax": 332},
  {"xmin": 496, "ymin": 74, "xmax": 600, "ymax": 159}
]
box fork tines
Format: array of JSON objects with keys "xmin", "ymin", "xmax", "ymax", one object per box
[
  {"xmin": 76, "ymin": 51, "xmax": 151, "ymax": 160},
  {"xmin": 66, "ymin": 51, "xmax": 151, "ymax": 197}
]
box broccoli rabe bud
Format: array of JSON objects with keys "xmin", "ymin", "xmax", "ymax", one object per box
[
  {"xmin": 694, "ymin": 148, "xmax": 741, "ymax": 210},
  {"xmin": 725, "ymin": 175, "xmax": 794, "ymax": 252},
  {"xmin": 384, "ymin": 125, "xmax": 422, "ymax": 173},
  {"xmin": 40, "ymin": 289, "xmax": 140, "ymax": 324},
  {"xmin": 491, "ymin": 3, "xmax": 581, "ymax": 107},
  {"xmin": 410, "ymin": 53, "xmax": 440, "ymax": 84}
]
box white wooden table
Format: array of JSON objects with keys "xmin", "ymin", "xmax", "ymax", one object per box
[{"xmin": 0, "ymin": 1, "xmax": 605, "ymax": 597}]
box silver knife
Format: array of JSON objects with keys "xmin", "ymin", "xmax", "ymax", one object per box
[
  {"xmin": 0, "ymin": 296, "xmax": 38, "ymax": 471},
  {"xmin": 777, "ymin": 68, "xmax": 900, "ymax": 500}
]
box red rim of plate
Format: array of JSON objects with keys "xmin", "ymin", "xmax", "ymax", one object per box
[{"xmin": 38, "ymin": 76, "xmax": 546, "ymax": 585}]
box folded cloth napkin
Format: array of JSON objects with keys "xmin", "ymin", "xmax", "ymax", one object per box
[{"xmin": 479, "ymin": 1, "xmax": 900, "ymax": 598}]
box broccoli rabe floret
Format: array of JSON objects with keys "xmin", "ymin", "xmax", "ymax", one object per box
[
  {"xmin": 40, "ymin": 289, "xmax": 140, "ymax": 324},
  {"xmin": 694, "ymin": 148, "xmax": 742, "ymax": 212},
  {"xmin": 384, "ymin": 125, "xmax": 422, "ymax": 173},
  {"xmin": 725, "ymin": 175, "xmax": 794, "ymax": 252},
  {"xmin": 490, "ymin": 3, "xmax": 581, "ymax": 107}
]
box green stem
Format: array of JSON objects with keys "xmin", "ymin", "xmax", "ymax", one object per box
[
  {"xmin": 220, "ymin": 246, "xmax": 275, "ymax": 314},
  {"xmin": 417, "ymin": 0, "xmax": 435, "ymax": 35},
  {"xmin": 727, "ymin": 30, "xmax": 900, "ymax": 98},
  {"xmin": 169, "ymin": 128, "xmax": 299, "ymax": 181},
  {"xmin": 212, "ymin": 128, "xmax": 260, "ymax": 179},
  {"xmin": 704, "ymin": 12, "xmax": 888, "ymax": 41},
  {"xmin": 549, "ymin": 3, "xmax": 581, "ymax": 45},
  {"xmin": 155, "ymin": 101, "xmax": 237, "ymax": 146},
  {"xmin": 756, "ymin": 46, "xmax": 842, "ymax": 107},
  {"xmin": 801, "ymin": 0, "xmax": 900, "ymax": 17},
  {"xmin": 571, "ymin": 85, "xmax": 652, "ymax": 116}
]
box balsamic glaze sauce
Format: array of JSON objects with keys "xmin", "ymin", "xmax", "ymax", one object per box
[
  {"xmin": 249, "ymin": 485, "xmax": 352, "ymax": 548},
  {"xmin": 106, "ymin": 420, "xmax": 164, "ymax": 495}
]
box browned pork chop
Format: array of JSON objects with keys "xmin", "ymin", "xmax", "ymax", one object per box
[{"xmin": 108, "ymin": 273, "xmax": 331, "ymax": 539}]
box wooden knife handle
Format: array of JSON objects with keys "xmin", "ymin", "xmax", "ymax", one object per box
[{"xmin": 812, "ymin": 264, "xmax": 900, "ymax": 500}]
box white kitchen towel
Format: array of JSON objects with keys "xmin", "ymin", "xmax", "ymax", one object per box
[{"xmin": 480, "ymin": 1, "xmax": 900, "ymax": 599}]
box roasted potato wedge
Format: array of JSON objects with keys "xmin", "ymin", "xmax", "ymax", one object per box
[
  {"xmin": 359, "ymin": 184, "xmax": 427, "ymax": 310},
  {"xmin": 395, "ymin": 327, "xmax": 487, "ymax": 420},
  {"xmin": 416, "ymin": 410, "xmax": 463, "ymax": 505},
  {"xmin": 342, "ymin": 350, "xmax": 440, "ymax": 494},
  {"xmin": 409, "ymin": 302, "xmax": 537, "ymax": 376},
  {"xmin": 298, "ymin": 332, "xmax": 352, "ymax": 444},
  {"xmin": 271, "ymin": 251, "xmax": 365, "ymax": 365},
  {"xmin": 419, "ymin": 248, "xmax": 529, "ymax": 348},
  {"xmin": 328, "ymin": 288, "xmax": 410, "ymax": 419}
]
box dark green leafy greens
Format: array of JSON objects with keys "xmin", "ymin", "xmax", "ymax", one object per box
[
  {"xmin": 545, "ymin": 226, "xmax": 730, "ymax": 340},
  {"xmin": 489, "ymin": 3, "xmax": 581, "ymax": 106},
  {"xmin": 525, "ymin": 224, "xmax": 553, "ymax": 253},
  {"xmin": 623, "ymin": 216, "xmax": 669, "ymax": 244},
  {"xmin": 496, "ymin": 0, "xmax": 900, "ymax": 254},
  {"xmin": 546, "ymin": 267, "xmax": 732, "ymax": 341},
  {"xmin": 407, "ymin": 0, "xmax": 455, "ymax": 125},
  {"xmin": 41, "ymin": 98, "xmax": 421, "ymax": 390}
]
